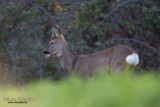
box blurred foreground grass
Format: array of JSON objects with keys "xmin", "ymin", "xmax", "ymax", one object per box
[{"xmin": 0, "ymin": 72, "xmax": 160, "ymax": 107}]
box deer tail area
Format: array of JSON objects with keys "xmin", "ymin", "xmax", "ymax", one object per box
[{"xmin": 126, "ymin": 53, "xmax": 139, "ymax": 66}]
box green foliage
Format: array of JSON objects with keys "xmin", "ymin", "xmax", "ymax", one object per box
[
  {"xmin": 1, "ymin": 73, "xmax": 160, "ymax": 107},
  {"xmin": 0, "ymin": 0, "xmax": 160, "ymax": 84}
]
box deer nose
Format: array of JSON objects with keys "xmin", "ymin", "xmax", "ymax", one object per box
[{"xmin": 43, "ymin": 50, "xmax": 50, "ymax": 54}]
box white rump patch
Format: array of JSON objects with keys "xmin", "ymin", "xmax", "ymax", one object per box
[{"xmin": 126, "ymin": 53, "xmax": 139, "ymax": 66}]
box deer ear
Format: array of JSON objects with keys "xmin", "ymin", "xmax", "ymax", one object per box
[{"xmin": 52, "ymin": 25, "xmax": 61, "ymax": 38}]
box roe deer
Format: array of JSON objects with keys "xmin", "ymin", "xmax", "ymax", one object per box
[{"xmin": 43, "ymin": 25, "xmax": 139, "ymax": 77}]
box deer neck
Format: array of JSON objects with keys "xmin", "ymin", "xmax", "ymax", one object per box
[{"xmin": 56, "ymin": 44, "xmax": 74, "ymax": 73}]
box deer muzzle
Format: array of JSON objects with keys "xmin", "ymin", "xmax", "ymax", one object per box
[{"xmin": 43, "ymin": 50, "xmax": 50, "ymax": 54}]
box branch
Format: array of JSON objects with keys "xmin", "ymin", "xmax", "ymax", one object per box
[
  {"xmin": 113, "ymin": 38, "xmax": 160, "ymax": 55},
  {"xmin": 100, "ymin": 0, "xmax": 139, "ymax": 25},
  {"xmin": 2, "ymin": 40, "xmax": 17, "ymax": 84},
  {"xmin": 2, "ymin": 40, "xmax": 14, "ymax": 61},
  {"xmin": 26, "ymin": 0, "xmax": 56, "ymax": 25},
  {"xmin": 30, "ymin": 12, "xmax": 44, "ymax": 83},
  {"xmin": 30, "ymin": 12, "xmax": 40, "ymax": 44}
]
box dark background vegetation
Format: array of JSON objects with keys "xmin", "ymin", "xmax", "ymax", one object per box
[{"xmin": 0, "ymin": 0, "xmax": 159, "ymax": 84}]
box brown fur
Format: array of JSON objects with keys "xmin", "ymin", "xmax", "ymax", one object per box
[{"xmin": 44, "ymin": 26, "xmax": 138, "ymax": 77}]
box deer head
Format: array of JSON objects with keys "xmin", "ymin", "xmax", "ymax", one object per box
[{"xmin": 43, "ymin": 25, "xmax": 65, "ymax": 57}]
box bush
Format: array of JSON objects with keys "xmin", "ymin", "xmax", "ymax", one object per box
[
  {"xmin": 1, "ymin": 72, "xmax": 160, "ymax": 107},
  {"xmin": 0, "ymin": 0, "xmax": 159, "ymax": 84}
]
